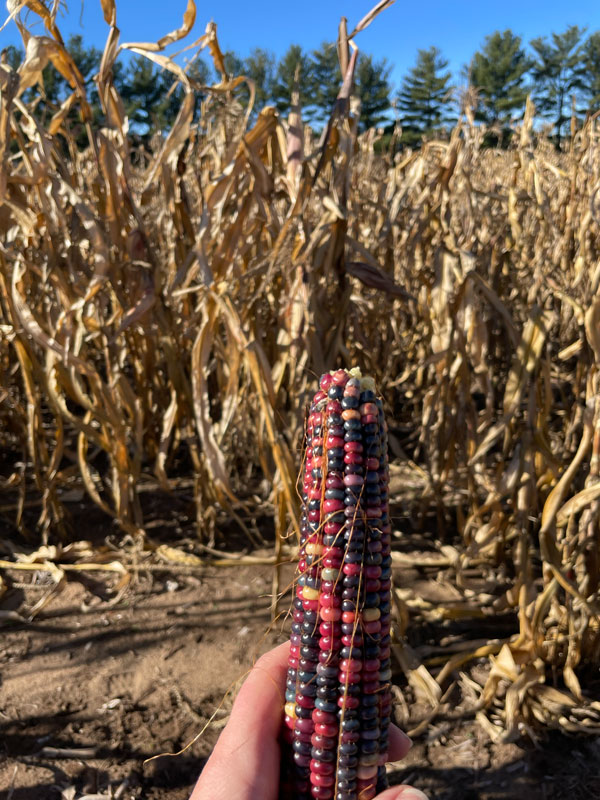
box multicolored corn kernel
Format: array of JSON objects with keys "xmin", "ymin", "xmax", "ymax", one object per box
[{"xmin": 283, "ymin": 369, "xmax": 392, "ymax": 800}]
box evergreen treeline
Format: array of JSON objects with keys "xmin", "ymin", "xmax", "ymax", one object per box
[{"xmin": 4, "ymin": 25, "xmax": 600, "ymax": 147}]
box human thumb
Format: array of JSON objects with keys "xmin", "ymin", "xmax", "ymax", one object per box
[{"xmin": 375, "ymin": 786, "xmax": 429, "ymax": 800}]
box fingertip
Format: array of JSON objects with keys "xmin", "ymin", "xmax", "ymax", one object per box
[
  {"xmin": 387, "ymin": 723, "xmax": 413, "ymax": 762},
  {"xmin": 375, "ymin": 785, "xmax": 429, "ymax": 800}
]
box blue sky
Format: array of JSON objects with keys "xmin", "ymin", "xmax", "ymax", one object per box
[{"xmin": 2, "ymin": 0, "xmax": 599, "ymax": 90}]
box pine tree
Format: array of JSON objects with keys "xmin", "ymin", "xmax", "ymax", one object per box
[
  {"xmin": 223, "ymin": 50, "xmax": 245, "ymax": 79},
  {"xmin": 188, "ymin": 57, "xmax": 212, "ymax": 121},
  {"xmin": 310, "ymin": 41, "xmax": 342, "ymax": 123},
  {"xmin": 220, "ymin": 50, "xmax": 252, "ymax": 109},
  {"xmin": 397, "ymin": 47, "xmax": 453, "ymax": 147},
  {"xmin": 355, "ymin": 54, "xmax": 391, "ymax": 131},
  {"xmin": 244, "ymin": 47, "xmax": 276, "ymax": 112},
  {"xmin": 530, "ymin": 25, "xmax": 587, "ymax": 146},
  {"xmin": 469, "ymin": 30, "xmax": 530, "ymax": 126},
  {"xmin": 120, "ymin": 56, "xmax": 177, "ymax": 135},
  {"xmin": 271, "ymin": 44, "xmax": 313, "ymax": 117},
  {"xmin": 1, "ymin": 45, "xmax": 23, "ymax": 70},
  {"xmin": 582, "ymin": 31, "xmax": 600, "ymax": 111}
]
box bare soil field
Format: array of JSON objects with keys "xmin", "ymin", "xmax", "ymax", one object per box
[{"xmin": 2, "ymin": 522, "xmax": 599, "ymax": 800}]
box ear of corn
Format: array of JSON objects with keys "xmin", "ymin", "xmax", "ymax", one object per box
[{"xmin": 282, "ymin": 368, "xmax": 392, "ymax": 800}]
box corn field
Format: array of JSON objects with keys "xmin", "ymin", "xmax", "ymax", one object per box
[{"xmin": 2, "ymin": 0, "xmax": 600, "ymax": 747}]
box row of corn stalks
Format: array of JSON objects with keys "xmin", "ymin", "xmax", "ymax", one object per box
[{"xmin": 1, "ymin": 0, "xmax": 600, "ymax": 739}]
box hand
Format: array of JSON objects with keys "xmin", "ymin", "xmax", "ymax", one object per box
[{"xmin": 191, "ymin": 641, "xmax": 428, "ymax": 800}]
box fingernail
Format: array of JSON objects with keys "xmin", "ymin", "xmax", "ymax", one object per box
[
  {"xmin": 398, "ymin": 729, "xmax": 413, "ymax": 749},
  {"xmin": 400, "ymin": 790, "xmax": 429, "ymax": 800}
]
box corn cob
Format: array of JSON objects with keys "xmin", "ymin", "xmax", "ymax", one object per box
[{"xmin": 282, "ymin": 368, "xmax": 392, "ymax": 800}]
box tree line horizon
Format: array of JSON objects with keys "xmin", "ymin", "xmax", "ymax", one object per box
[{"xmin": 4, "ymin": 23, "xmax": 599, "ymax": 147}]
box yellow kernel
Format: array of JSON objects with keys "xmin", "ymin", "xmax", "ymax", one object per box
[
  {"xmin": 303, "ymin": 586, "xmax": 319, "ymax": 600},
  {"xmin": 305, "ymin": 542, "xmax": 324, "ymax": 555},
  {"xmin": 285, "ymin": 702, "xmax": 297, "ymax": 718},
  {"xmin": 362, "ymin": 607, "xmax": 381, "ymax": 622}
]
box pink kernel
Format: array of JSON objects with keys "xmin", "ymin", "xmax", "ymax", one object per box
[
  {"xmin": 319, "ymin": 374, "xmax": 333, "ymax": 391},
  {"xmin": 320, "ymin": 606, "xmax": 341, "ymax": 622},
  {"xmin": 323, "ymin": 499, "xmax": 344, "ymax": 513},
  {"xmin": 338, "ymin": 670, "xmax": 361, "ymax": 684},
  {"xmin": 294, "ymin": 730, "xmax": 313, "ymax": 743},
  {"xmin": 318, "ymin": 652, "xmax": 339, "ymax": 666},
  {"xmin": 311, "ymin": 732, "xmax": 335, "ymax": 749},
  {"xmin": 344, "ymin": 441, "xmax": 363, "ymax": 453},
  {"xmin": 344, "ymin": 452, "xmax": 363, "ymax": 465},
  {"xmin": 319, "ymin": 636, "xmax": 341, "ymax": 651},
  {"xmin": 332, "ymin": 369, "xmax": 349, "ymax": 386},
  {"xmin": 296, "ymin": 718, "xmax": 315, "ymax": 734},
  {"xmin": 324, "ymin": 521, "xmax": 342, "ymax": 534},
  {"xmin": 319, "ymin": 593, "xmax": 341, "ymax": 608},
  {"xmin": 364, "ymin": 566, "xmax": 382, "ymax": 579},
  {"xmin": 310, "ymin": 772, "xmax": 335, "ymax": 788},
  {"xmin": 340, "ymin": 658, "xmax": 362, "ymax": 672},
  {"xmin": 314, "ymin": 723, "xmax": 338, "ymax": 738},
  {"xmin": 313, "ymin": 709, "xmax": 337, "ymax": 724},
  {"xmin": 360, "ymin": 402, "xmax": 378, "ymax": 415},
  {"xmin": 337, "ymin": 694, "xmax": 359, "ymax": 709}
]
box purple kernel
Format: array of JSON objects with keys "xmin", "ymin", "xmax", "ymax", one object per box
[{"xmin": 344, "ymin": 474, "xmax": 364, "ymax": 487}]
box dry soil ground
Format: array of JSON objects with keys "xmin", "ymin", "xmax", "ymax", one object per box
[{"xmin": 1, "ymin": 536, "xmax": 600, "ymax": 799}]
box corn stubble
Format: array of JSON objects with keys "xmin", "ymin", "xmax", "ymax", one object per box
[{"xmin": 1, "ymin": 0, "xmax": 600, "ymax": 739}]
